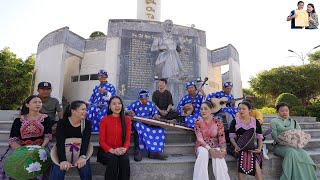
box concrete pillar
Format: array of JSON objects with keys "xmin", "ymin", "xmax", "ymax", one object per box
[{"xmin": 137, "ymin": 0, "xmax": 161, "ymax": 21}]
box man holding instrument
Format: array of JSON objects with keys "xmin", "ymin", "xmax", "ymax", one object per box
[
  {"xmin": 86, "ymin": 70, "xmax": 116, "ymax": 132},
  {"xmin": 177, "ymin": 81, "xmax": 205, "ymax": 128},
  {"xmin": 152, "ymin": 78, "xmax": 179, "ymax": 120},
  {"xmin": 126, "ymin": 89, "xmax": 168, "ymax": 162},
  {"xmin": 206, "ymin": 82, "xmax": 238, "ymax": 126}
]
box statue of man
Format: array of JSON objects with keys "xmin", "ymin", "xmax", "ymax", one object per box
[{"xmin": 151, "ymin": 19, "xmax": 185, "ymax": 79}]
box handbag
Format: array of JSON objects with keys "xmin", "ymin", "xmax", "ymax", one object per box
[
  {"xmin": 277, "ymin": 129, "xmax": 310, "ymax": 149},
  {"xmin": 236, "ymin": 128, "xmax": 257, "ymax": 151}
]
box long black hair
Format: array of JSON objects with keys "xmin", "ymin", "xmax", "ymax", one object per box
[
  {"xmin": 308, "ymin": 3, "xmax": 316, "ymax": 13},
  {"xmin": 107, "ymin": 96, "xmax": 126, "ymax": 145},
  {"xmin": 63, "ymin": 100, "xmax": 87, "ymax": 119},
  {"xmin": 20, "ymin": 95, "xmax": 41, "ymax": 115}
]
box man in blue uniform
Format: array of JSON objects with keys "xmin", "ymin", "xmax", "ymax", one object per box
[
  {"xmin": 177, "ymin": 82, "xmax": 205, "ymax": 128},
  {"xmin": 126, "ymin": 89, "xmax": 168, "ymax": 162},
  {"xmin": 87, "ymin": 70, "xmax": 116, "ymax": 132}
]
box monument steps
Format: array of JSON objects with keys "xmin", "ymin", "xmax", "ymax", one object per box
[{"xmin": 0, "ymin": 111, "xmax": 319, "ymax": 179}]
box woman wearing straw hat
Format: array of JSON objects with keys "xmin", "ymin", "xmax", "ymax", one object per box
[{"xmin": 50, "ymin": 100, "xmax": 93, "ymax": 180}]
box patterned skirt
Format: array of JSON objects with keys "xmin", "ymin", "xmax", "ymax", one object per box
[
  {"xmin": 238, "ymin": 150, "xmax": 263, "ymax": 176},
  {"xmin": 134, "ymin": 122, "xmax": 166, "ymax": 152},
  {"xmin": 86, "ymin": 104, "xmax": 108, "ymax": 132}
]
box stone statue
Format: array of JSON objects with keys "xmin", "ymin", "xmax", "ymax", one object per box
[{"xmin": 151, "ymin": 19, "xmax": 185, "ymax": 80}]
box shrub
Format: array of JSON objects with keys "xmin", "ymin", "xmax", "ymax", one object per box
[
  {"xmin": 257, "ymin": 107, "xmax": 276, "ymax": 114},
  {"xmin": 305, "ymin": 99, "xmax": 320, "ymax": 121},
  {"xmin": 275, "ymin": 93, "xmax": 302, "ymax": 115}
]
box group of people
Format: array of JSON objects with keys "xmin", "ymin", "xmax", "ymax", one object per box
[
  {"xmin": 287, "ymin": 1, "xmax": 319, "ymax": 29},
  {"xmin": 0, "ymin": 69, "xmax": 318, "ymax": 180}
]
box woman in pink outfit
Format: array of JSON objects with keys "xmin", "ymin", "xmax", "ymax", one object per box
[{"xmin": 193, "ymin": 101, "xmax": 230, "ymax": 180}]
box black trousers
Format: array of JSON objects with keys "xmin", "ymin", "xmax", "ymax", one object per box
[
  {"xmin": 160, "ymin": 110, "xmax": 179, "ymax": 120},
  {"xmin": 97, "ymin": 149, "xmax": 130, "ymax": 180}
]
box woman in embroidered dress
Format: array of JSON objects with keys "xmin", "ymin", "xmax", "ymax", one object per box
[
  {"xmin": 0, "ymin": 95, "xmax": 52, "ymax": 180},
  {"xmin": 193, "ymin": 101, "xmax": 230, "ymax": 180},
  {"xmin": 50, "ymin": 100, "xmax": 92, "ymax": 180},
  {"xmin": 229, "ymin": 101, "xmax": 263, "ymax": 180},
  {"xmin": 271, "ymin": 102, "xmax": 317, "ymax": 180}
]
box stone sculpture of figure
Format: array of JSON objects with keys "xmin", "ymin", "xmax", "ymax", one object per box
[{"xmin": 151, "ymin": 19, "xmax": 185, "ymax": 79}]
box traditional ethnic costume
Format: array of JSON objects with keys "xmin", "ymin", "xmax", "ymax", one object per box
[
  {"xmin": 193, "ymin": 118, "xmax": 230, "ymax": 180},
  {"xmin": 271, "ymin": 116, "xmax": 317, "ymax": 180},
  {"xmin": 87, "ymin": 70, "xmax": 116, "ymax": 132},
  {"xmin": 206, "ymin": 82, "xmax": 238, "ymax": 129},
  {"xmin": 177, "ymin": 82, "xmax": 204, "ymax": 128},
  {"xmin": 126, "ymin": 89, "xmax": 166, "ymax": 154},
  {"xmin": 0, "ymin": 114, "xmax": 52, "ymax": 180},
  {"xmin": 229, "ymin": 117, "xmax": 263, "ymax": 176}
]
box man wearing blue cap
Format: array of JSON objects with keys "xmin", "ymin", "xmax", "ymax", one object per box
[
  {"xmin": 206, "ymin": 82, "xmax": 238, "ymax": 124},
  {"xmin": 87, "ymin": 70, "xmax": 116, "ymax": 132},
  {"xmin": 177, "ymin": 81, "xmax": 205, "ymax": 128},
  {"xmin": 126, "ymin": 89, "xmax": 168, "ymax": 162}
]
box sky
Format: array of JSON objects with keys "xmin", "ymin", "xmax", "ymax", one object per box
[{"xmin": 1, "ymin": 0, "xmax": 320, "ymax": 88}]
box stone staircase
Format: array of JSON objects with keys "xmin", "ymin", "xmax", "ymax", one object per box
[{"xmin": 0, "ymin": 111, "xmax": 319, "ymax": 180}]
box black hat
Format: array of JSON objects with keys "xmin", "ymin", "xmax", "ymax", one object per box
[{"xmin": 38, "ymin": 82, "xmax": 52, "ymax": 89}]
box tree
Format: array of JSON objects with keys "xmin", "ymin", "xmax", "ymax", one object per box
[
  {"xmin": 89, "ymin": 31, "xmax": 106, "ymax": 38},
  {"xmin": 249, "ymin": 64, "xmax": 320, "ymax": 104},
  {"xmin": 308, "ymin": 50, "xmax": 320, "ymax": 63},
  {"xmin": 0, "ymin": 47, "xmax": 35, "ymax": 109}
]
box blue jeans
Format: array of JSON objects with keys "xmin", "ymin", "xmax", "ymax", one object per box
[{"xmin": 50, "ymin": 160, "xmax": 92, "ymax": 180}]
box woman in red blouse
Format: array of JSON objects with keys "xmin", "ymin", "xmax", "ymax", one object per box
[
  {"xmin": 97, "ymin": 96, "xmax": 131, "ymax": 180},
  {"xmin": 193, "ymin": 101, "xmax": 230, "ymax": 180}
]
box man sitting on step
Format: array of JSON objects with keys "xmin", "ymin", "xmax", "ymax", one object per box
[
  {"xmin": 126, "ymin": 89, "xmax": 168, "ymax": 162},
  {"xmin": 206, "ymin": 82, "xmax": 238, "ymax": 127},
  {"xmin": 152, "ymin": 78, "xmax": 179, "ymax": 120},
  {"xmin": 37, "ymin": 81, "xmax": 63, "ymax": 134},
  {"xmin": 177, "ymin": 81, "xmax": 205, "ymax": 128}
]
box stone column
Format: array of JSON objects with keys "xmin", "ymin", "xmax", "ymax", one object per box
[{"xmin": 137, "ymin": 0, "xmax": 161, "ymax": 21}]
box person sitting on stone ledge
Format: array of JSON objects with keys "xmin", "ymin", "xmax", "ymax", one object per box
[
  {"xmin": 177, "ymin": 81, "xmax": 205, "ymax": 128},
  {"xmin": 37, "ymin": 81, "xmax": 63, "ymax": 134},
  {"xmin": 126, "ymin": 89, "xmax": 168, "ymax": 161},
  {"xmin": 193, "ymin": 101, "xmax": 230, "ymax": 180},
  {"xmin": 236, "ymin": 98, "xmax": 271, "ymax": 160},
  {"xmin": 0, "ymin": 95, "xmax": 52, "ymax": 180},
  {"xmin": 271, "ymin": 102, "xmax": 317, "ymax": 180},
  {"xmin": 206, "ymin": 82, "xmax": 238, "ymax": 127},
  {"xmin": 152, "ymin": 78, "xmax": 179, "ymax": 120},
  {"xmin": 86, "ymin": 70, "xmax": 116, "ymax": 132},
  {"xmin": 229, "ymin": 101, "xmax": 263, "ymax": 180},
  {"xmin": 97, "ymin": 96, "xmax": 131, "ymax": 180}
]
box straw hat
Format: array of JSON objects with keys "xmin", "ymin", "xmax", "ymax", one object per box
[{"xmin": 50, "ymin": 138, "xmax": 93, "ymax": 166}]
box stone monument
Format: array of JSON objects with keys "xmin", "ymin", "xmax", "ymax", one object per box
[{"xmin": 33, "ymin": 20, "xmax": 242, "ymax": 107}]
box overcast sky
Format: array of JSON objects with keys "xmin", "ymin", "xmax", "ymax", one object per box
[{"xmin": 1, "ymin": 0, "xmax": 320, "ymax": 88}]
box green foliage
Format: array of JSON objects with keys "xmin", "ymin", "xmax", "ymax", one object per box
[
  {"xmin": 89, "ymin": 31, "xmax": 106, "ymax": 38},
  {"xmin": 242, "ymin": 88, "xmax": 273, "ymax": 109},
  {"xmin": 0, "ymin": 47, "xmax": 35, "ymax": 109},
  {"xmin": 257, "ymin": 107, "xmax": 276, "ymax": 114},
  {"xmin": 249, "ymin": 64, "xmax": 320, "ymax": 104},
  {"xmin": 305, "ymin": 99, "xmax": 320, "ymax": 121},
  {"xmin": 275, "ymin": 93, "xmax": 302, "ymax": 107},
  {"xmin": 275, "ymin": 93, "xmax": 303, "ymax": 116},
  {"xmin": 308, "ymin": 50, "xmax": 320, "ymax": 63}
]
